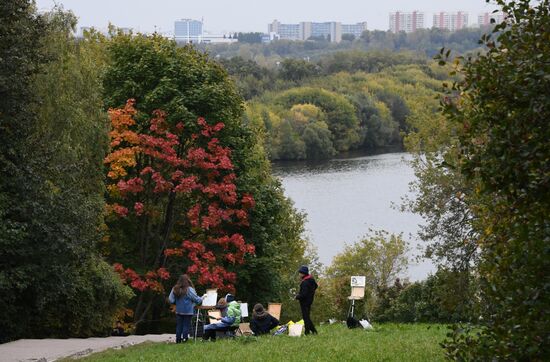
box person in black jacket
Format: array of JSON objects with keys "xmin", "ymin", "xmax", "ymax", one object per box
[
  {"xmin": 250, "ymin": 303, "xmax": 279, "ymax": 335},
  {"xmin": 295, "ymin": 265, "xmax": 318, "ymax": 335}
]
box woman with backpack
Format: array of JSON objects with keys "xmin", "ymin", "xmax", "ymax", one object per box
[{"xmin": 169, "ymin": 274, "xmax": 203, "ymax": 343}]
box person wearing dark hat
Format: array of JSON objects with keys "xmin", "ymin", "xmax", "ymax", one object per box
[
  {"xmin": 295, "ymin": 265, "xmax": 318, "ymax": 335},
  {"xmin": 203, "ymin": 293, "xmax": 241, "ymax": 341},
  {"xmin": 250, "ymin": 303, "xmax": 279, "ymax": 335}
]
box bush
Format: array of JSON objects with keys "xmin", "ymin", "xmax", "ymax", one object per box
[{"xmin": 373, "ymin": 269, "xmax": 477, "ymax": 323}]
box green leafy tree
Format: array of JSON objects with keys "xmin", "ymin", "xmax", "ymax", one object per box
[
  {"xmin": 275, "ymin": 87, "xmax": 360, "ymax": 151},
  {"xmin": 341, "ymin": 33, "xmax": 356, "ymax": 42},
  {"xmin": 274, "ymin": 119, "xmax": 306, "ymax": 160},
  {"xmin": 0, "ymin": 0, "xmax": 48, "ymax": 341},
  {"xmin": 236, "ymin": 32, "xmax": 263, "ymax": 44},
  {"xmin": 436, "ymin": 1, "xmax": 550, "ymax": 359},
  {"xmin": 0, "ymin": 5, "xmax": 130, "ymax": 342},
  {"xmin": 374, "ymin": 268, "xmax": 477, "ymax": 323},
  {"xmin": 279, "ymin": 58, "xmax": 319, "ymax": 82},
  {"xmin": 324, "ymin": 231, "xmax": 408, "ymax": 319},
  {"xmin": 302, "ymin": 121, "xmax": 336, "ymax": 159}
]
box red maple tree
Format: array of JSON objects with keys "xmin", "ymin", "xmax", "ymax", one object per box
[{"xmin": 105, "ymin": 99, "xmax": 255, "ymax": 297}]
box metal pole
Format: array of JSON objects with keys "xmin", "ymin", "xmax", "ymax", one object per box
[{"xmin": 194, "ymin": 309, "xmax": 199, "ymax": 342}]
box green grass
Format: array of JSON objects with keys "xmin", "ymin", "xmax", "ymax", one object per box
[{"xmin": 74, "ymin": 323, "xmax": 449, "ymax": 362}]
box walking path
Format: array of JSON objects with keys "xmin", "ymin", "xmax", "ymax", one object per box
[{"xmin": 0, "ymin": 334, "xmax": 174, "ymax": 361}]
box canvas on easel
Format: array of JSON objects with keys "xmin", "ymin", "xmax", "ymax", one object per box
[
  {"xmin": 348, "ymin": 276, "xmax": 366, "ymax": 322},
  {"xmin": 202, "ymin": 289, "xmax": 218, "ymax": 307},
  {"xmin": 240, "ymin": 302, "xmax": 249, "ymax": 318},
  {"xmin": 267, "ymin": 303, "xmax": 282, "ymax": 320},
  {"xmin": 349, "ymin": 286, "xmax": 365, "ymax": 300}
]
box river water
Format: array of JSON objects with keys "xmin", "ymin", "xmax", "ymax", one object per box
[{"xmin": 272, "ymin": 152, "xmax": 435, "ymax": 281}]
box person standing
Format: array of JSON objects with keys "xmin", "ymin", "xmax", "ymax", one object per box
[
  {"xmin": 169, "ymin": 274, "xmax": 203, "ymax": 343},
  {"xmin": 295, "ymin": 265, "xmax": 318, "ymax": 335}
]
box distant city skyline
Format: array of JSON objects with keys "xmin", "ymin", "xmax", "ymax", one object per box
[{"xmin": 35, "ymin": 0, "xmax": 500, "ymax": 35}]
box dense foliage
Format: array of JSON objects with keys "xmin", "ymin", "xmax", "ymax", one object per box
[
  {"xmin": 101, "ymin": 32, "xmax": 307, "ymax": 332},
  {"xmin": 0, "ymin": 4, "xmax": 130, "ymax": 342},
  {"xmin": 237, "ymin": 60, "xmax": 447, "ymax": 160},
  {"xmin": 439, "ymin": 1, "xmax": 550, "ymax": 359},
  {"xmin": 1, "ymin": 3, "xmax": 307, "ymax": 340},
  {"xmin": 373, "ymin": 268, "xmax": 477, "ymax": 323},
  {"xmin": 4, "ymin": 1, "xmax": 547, "ymax": 352},
  {"xmin": 201, "ymin": 27, "xmax": 489, "ymax": 62},
  {"xmin": 322, "ymin": 231, "xmax": 408, "ymax": 321}
]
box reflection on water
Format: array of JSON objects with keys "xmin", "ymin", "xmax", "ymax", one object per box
[{"xmin": 273, "ymin": 152, "xmax": 435, "ymax": 281}]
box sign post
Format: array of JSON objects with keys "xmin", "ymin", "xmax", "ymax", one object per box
[{"xmin": 350, "ymin": 276, "xmax": 366, "ymax": 287}]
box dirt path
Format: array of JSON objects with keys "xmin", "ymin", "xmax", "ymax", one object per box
[{"xmin": 0, "ymin": 334, "xmax": 174, "ymax": 361}]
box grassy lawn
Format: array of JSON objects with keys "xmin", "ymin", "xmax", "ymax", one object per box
[{"xmin": 75, "ymin": 323, "xmax": 449, "ymax": 362}]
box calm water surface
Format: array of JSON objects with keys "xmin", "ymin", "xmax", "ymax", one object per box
[{"xmin": 273, "ymin": 152, "xmax": 435, "ymax": 281}]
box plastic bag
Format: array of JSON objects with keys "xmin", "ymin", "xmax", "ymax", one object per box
[
  {"xmin": 272, "ymin": 324, "xmax": 288, "ymax": 336},
  {"xmin": 359, "ymin": 319, "xmax": 373, "ymax": 330},
  {"xmin": 289, "ymin": 324, "xmax": 303, "ymax": 337}
]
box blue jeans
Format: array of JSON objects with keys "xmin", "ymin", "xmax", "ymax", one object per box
[
  {"xmin": 203, "ymin": 322, "xmax": 233, "ymax": 341},
  {"xmin": 176, "ymin": 314, "xmax": 192, "ymax": 343}
]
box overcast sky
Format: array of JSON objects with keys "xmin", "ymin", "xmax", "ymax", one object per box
[{"xmin": 36, "ymin": 0, "xmax": 500, "ymax": 34}]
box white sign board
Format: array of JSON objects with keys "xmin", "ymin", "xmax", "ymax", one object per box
[{"xmin": 350, "ymin": 276, "xmax": 366, "ymax": 287}]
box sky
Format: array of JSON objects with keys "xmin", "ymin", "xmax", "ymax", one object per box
[{"xmin": 35, "ymin": 0, "xmax": 499, "ymax": 35}]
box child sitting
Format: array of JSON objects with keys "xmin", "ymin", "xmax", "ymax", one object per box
[
  {"xmin": 203, "ymin": 294, "xmax": 241, "ymax": 341},
  {"xmin": 250, "ymin": 303, "xmax": 279, "ymax": 335}
]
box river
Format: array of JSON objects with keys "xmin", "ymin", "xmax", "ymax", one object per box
[{"xmin": 272, "ymin": 152, "xmax": 435, "ymax": 281}]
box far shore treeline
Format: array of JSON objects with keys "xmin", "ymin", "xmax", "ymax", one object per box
[{"xmin": 0, "ymin": 1, "xmax": 548, "ymax": 360}]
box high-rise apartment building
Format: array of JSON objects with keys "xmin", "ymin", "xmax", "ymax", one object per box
[
  {"xmin": 389, "ymin": 11, "xmax": 425, "ymax": 33},
  {"xmin": 269, "ymin": 20, "xmax": 301, "ymax": 40},
  {"xmin": 174, "ymin": 19, "xmax": 203, "ymax": 42},
  {"xmin": 477, "ymin": 12, "xmax": 506, "ymax": 27},
  {"xmin": 341, "ymin": 22, "xmax": 368, "ymax": 38},
  {"xmin": 433, "ymin": 11, "xmax": 469, "ymax": 31},
  {"xmin": 268, "ymin": 20, "xmax": 366, "ymax": 43}
]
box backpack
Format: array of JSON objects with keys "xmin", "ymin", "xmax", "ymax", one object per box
[{"xmin": 346, "ymin": 316, "xmax": 360, "ymax": 329}]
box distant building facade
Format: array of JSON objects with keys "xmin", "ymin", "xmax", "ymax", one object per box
[
  {"xmin": 389, "ymin": 11, "xmax": 425, "ymax": 33},
  {"xmin": 477, "ymin": 12, "xmax": 506, "ymax": 27},
  {"xmin": 174, "ymin": 19, "xmax": 236, "ymax": 44},
  {"xmin": 269, "ymin": 20, "xmax": 301, "ymax": 40},
  {"xmin": 174, "ymin": 19, "xmax": 203, "ymax": 42},
  {"xmin": 268, "ymin": 20, "xmax": 366, "ymax": 43},
  {"xmin": 433, "ymin": 11, "xmax": 469, "ymax": 31},
  {"xmin": 341, "ymin": 22, "xmax": 368, "ymax": 38}
]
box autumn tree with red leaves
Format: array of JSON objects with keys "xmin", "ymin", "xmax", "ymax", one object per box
[
  {"xmin": 102, "ymin": 34, "xmax": 307, "ymax": 330},
  {"xmin": 104, "ymin": 99, "xmax": 257, "ymax": 322}
]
